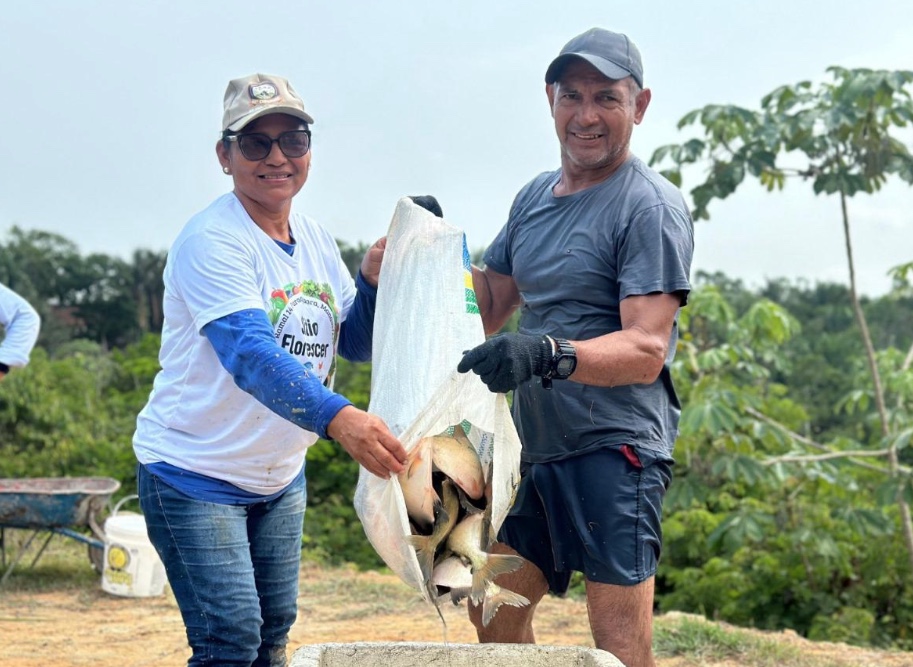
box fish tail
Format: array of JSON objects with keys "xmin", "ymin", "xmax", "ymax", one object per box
[
  {"xmin": 470, "ymin": 553, "xmax": 525, "ymax": 605},
  {"xmin": 482, "ymin": 586, "xmax": 530, "ymax": 627}
]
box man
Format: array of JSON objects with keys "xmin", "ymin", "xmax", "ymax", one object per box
[
  {"xmin": 458, "ymin": 28, "xmax": 694, "ymax": 667},
  {"xmin": 0, "ymin": 283, "xmax": 40, "ymax": 380}
]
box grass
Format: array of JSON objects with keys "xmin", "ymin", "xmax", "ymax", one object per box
[
  {"xmin": 655, "ymin": 613, "xmax": 796, "ymax": 660},
  {"xmin": 655, "ymin": 613, "xmax": 835, "ymax": 667},
  {"xmin": 0, "ymin": 527, "xmax": 99, "ymax": 592}
]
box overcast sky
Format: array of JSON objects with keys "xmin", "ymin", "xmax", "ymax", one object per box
[{"xmin": 2, "ymin": 1, "xmax": 910, "ymax": 296}]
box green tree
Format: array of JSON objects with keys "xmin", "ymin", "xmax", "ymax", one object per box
[
  {"xmin": 0, "ymin": 343, "xmax": 137, "ymax": 485},
  {"xmin": 651, "ymin": 66, "xmax": 913, "ymax": 572},
  {"xmin": 666, "ymin": 284, "xmax": 911, "ymax": 647},
  {"xmin": 129, "ymin": 249, "xmax": 167, "ymax": 335}
]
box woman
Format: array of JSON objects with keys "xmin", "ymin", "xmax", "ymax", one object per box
[{"xmin": 133, "ymin": 73, "xmax": 408, "ymax": 667}]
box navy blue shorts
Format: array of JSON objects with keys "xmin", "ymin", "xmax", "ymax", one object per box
[{"xmin": 498, "ymin": 445, "xmax": 674, "ymax": 595}]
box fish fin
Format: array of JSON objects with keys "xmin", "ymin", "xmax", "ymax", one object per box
[
  {"xmin": 469, "ymin": 553, "xmax": 525, "ymax": 605},
  {"xmin": 402, "ymin": 437, "xmax": 430, "ymax": 478},
  {"xmin": 451, "ymin": 424, "xmax": 474, "ymax": 449},
  {"xmin": 404, "ymin": 534, "xmax": 434, "ymax": 583},
  {"xmin": 474, "ymin": 553, "xmax": 525, "ymax": 601},
  {"xmin": 457, "ymin": 487, "xmax": 484, "ymax": 515},
  {"xmin": 481, "ymin": 585, "xmax": 530, "ymax": 627},
  {"xmin": 449, "ymin": 586, "xmax": 471, "ymax": 605},
  {"xmin": 478, "ymin": 511, "xmax": 495, "ymax": 551},
  {"xmin": 408, "ymin": 496, "xmax": 452, "ymax": 582},
  {"xmin": 485, "ymin": 553, "xmax": 525, "ymax": 578}
]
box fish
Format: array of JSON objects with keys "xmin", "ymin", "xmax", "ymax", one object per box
[
  {"xmin": 435, "ymin": 526, "xmax": 530, "ymax": 626},
  {"xmin": 399, "ymin": 425, "xmax": 525, "ymax": 628},
  {"xmin": 431, "ymin": 555, "xmax": 473, "ymax": 604},
  {"xmin": 431, "ymin": 554, "xmax": 473, "ymax": 588},
  {"xmin": 445, "ymin": 511, "xmax": 525, "ymax": 607},
  {"xmin": 429, "ymin": 431, "xmax": 485, "ymax": 500},
  {"xmin": 397, "ymin": 437, "xmax": 439, "ymax": 530},
  {"xmin": 405, "ymin": 478, "xmax": 460, "ymax": 584},
  {"xmin": 480, "ymin": 580, "xmax": 530, "ymax": 627}
]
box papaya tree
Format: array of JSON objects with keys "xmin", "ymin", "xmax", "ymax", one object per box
[{"xmin": 651, "ymin": 67, "xmax": 913, "ymax": 571}]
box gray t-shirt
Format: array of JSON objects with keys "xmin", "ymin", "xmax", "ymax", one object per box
[{"xmin": 485, "ymin": 155, "xmax": 694, "ymax": 462}]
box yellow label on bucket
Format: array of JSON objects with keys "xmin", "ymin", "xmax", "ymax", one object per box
[
  {"xmin": 104, "ymin": 568, "xmax": 134, "ymax": 586},
  {"xmin": 107, "ymin": 545, "xmax": 130, "ymax": 570}
]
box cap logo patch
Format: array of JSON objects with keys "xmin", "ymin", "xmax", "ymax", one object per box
[{"xmin": 249, "ymin": 82, "xmax": 279, "ymax": 101}]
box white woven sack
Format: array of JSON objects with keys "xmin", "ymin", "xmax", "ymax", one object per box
[{"xmin": 354, "ymin": 198, "xmax": 521, "ymax": 601}]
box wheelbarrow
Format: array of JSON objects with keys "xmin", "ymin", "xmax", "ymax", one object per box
[{"xmin": 0, "ymin": 476, "xmax": 121, "ymax": 584}]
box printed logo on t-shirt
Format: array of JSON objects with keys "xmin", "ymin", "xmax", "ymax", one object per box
[{"xmin": 268, "ymin": 281, "xmax": 339, "ymax": 385}]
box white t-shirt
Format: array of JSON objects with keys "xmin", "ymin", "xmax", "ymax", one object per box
[{"xmin": 133, "ymin": 192, "xmax": 356, "ymax": 494}]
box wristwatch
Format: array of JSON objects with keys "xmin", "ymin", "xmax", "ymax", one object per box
[{"xmin": 541, "ymin": 336, "xmax": 577, "ymax": 389}]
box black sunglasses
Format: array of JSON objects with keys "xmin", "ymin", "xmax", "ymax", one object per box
[{"xmin": 225, "ymin": 129, "xmax": 311, "ymax": 161}]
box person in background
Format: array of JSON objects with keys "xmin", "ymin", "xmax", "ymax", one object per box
[
  {"xmin": 0, "ymin": 283, "xmax": 40, "ymax": 380},
  {"xmin": 457, "ymin": 28, "xmax": 695, "ymax": 667},
  {"xmin": 133, "ymin": 73, "xmax": 410, "ymax": 667}
]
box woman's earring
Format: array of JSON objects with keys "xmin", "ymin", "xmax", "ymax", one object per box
[{"xmin": 223, "ymin": 166, "xmax": 231, "ymax": 174}]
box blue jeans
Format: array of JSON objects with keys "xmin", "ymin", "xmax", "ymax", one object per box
[{"xmin": 138, "ymin": 465, "xmax": 306, "ymax": 667}]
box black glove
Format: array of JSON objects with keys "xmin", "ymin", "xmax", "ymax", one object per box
[
  {"xmin": 408, "ymin": 195, "xmax": 444, "ymax": 218},
  {"xmin": 457, "ymin": 333, "xmax": 552, "ymax": 393}
]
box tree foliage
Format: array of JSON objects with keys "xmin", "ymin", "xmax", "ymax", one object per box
[
  {"xmin": 649, "ymin": 67, "xmax": 913, "ymax": 220},
  {"xmin": 649, "ymin": 65, "xmax": 913, "ymax": 614},
  {"xmin": 663, "ymin": 276, "xmax": 913, "ymax": 648}
]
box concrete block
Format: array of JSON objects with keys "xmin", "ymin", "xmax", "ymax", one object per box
[{"xmin": 290, "ymin": 641, "xmax": 624, "ymax": 666}]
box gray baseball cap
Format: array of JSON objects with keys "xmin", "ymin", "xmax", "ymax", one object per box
[
  {"xmin": 222, "ymin": 73, "xmax": 315, "ymax": 132},
  {"xmin": 545, "ymin": 28, "xmax": 643, "ymax": 88}
]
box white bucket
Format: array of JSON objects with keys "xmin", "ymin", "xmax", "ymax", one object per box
[{"xmin": 101, "ymin": 496, "xmax": 167, "ymax": 598}]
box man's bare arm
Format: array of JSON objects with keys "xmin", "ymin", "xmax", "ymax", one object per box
[
  {"xmin": 570, "ymin": 292, "xmax": 682, "ymax": 387},
  {"xmin": 472, "ymin": 266, "xmax": 521, "ymax": 335}
]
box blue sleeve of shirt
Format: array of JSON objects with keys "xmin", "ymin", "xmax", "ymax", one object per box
[
  {"xmin": 202, "ymin": 309, "xmax": 352, "ymax": 440},
  {"xmin": 337, "ymin": 270, "xmax": 377, "ymax": 362}
]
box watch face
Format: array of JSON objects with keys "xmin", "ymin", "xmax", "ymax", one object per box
[{"xmin": 556, "ymin": 356, "xmax": 576, "ymax": 377}]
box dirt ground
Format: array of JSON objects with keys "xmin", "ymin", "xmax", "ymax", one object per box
[{"xmin": 2, "ymin": 560, "xmax": 913, "ymax": 667}]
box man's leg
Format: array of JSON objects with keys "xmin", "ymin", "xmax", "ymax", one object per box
[
  {"xmin": 468, "ymin": 542, "xmax": 549, "ymax": 643},
  {"xmin": 517, "ymin": 446, "xmax": 671, "ymax": 663},
  {"xmin": 585, "ymin": 577, "xmax": 656, "ymax": 667}
]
